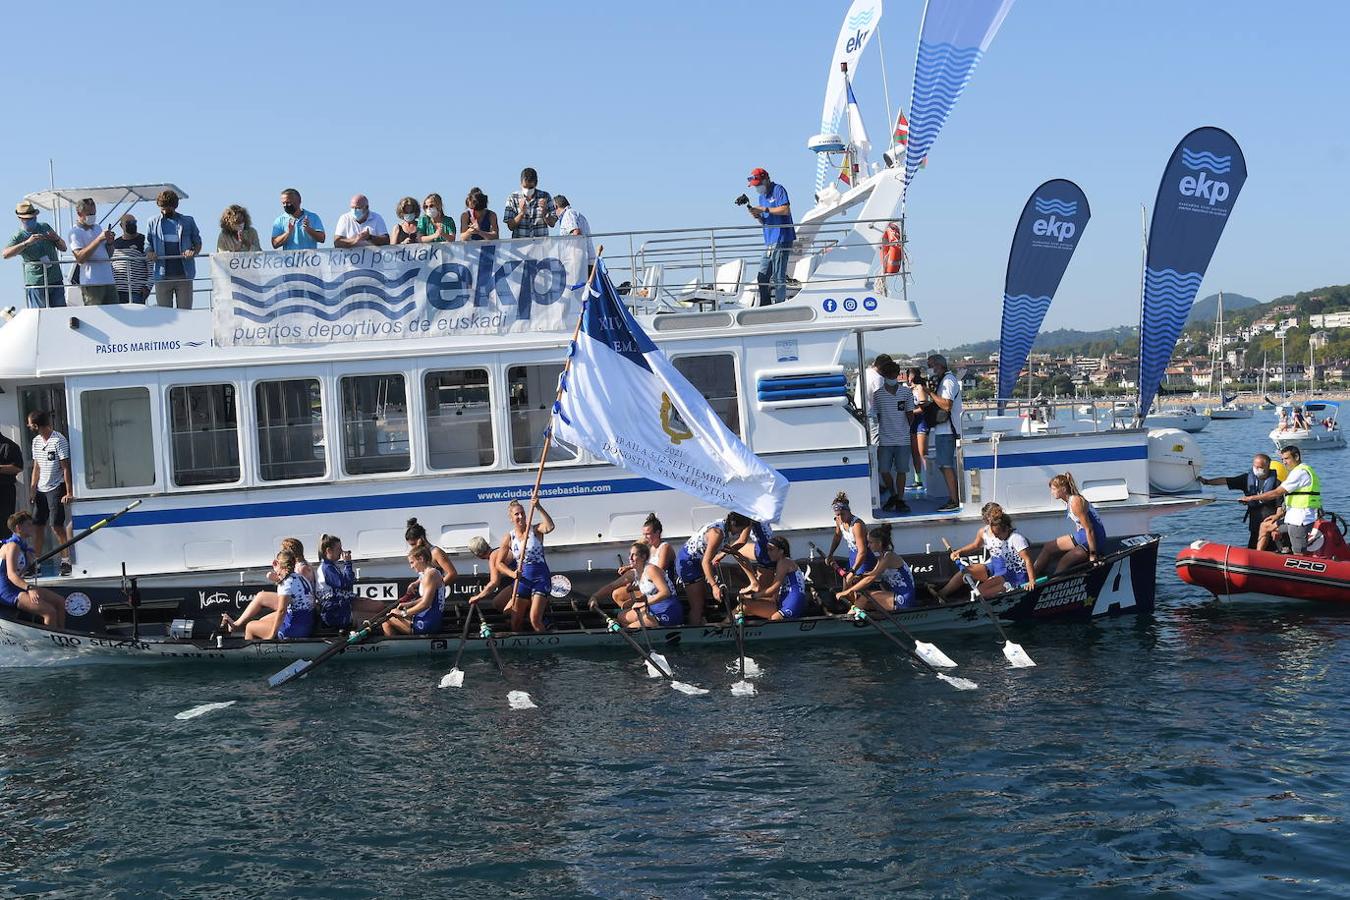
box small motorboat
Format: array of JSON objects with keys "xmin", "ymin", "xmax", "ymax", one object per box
[
  {"xmin": 1143, "ymin": 405, "xmax": 1210, "ymax": 433},
  {"xmin": 1270, "ymin": 401, "xmax": 1346, "ymax": 452},
  {"xmin": 1175, "ymin": 516, "xmax": 1350, "ymax": 603}
]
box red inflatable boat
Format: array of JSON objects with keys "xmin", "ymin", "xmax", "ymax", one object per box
[{"xmin": 1175, "ymin": 516, "xmax": 1350, "ymax": 603}]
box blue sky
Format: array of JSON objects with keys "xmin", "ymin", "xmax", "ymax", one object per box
[{"xmin": 2, "ymin": 1, "xmax": 1346, "ymax": 352}]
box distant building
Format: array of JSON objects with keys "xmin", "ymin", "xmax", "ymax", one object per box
[{"xmin": 1309, "ymin": 311, "xmax": 1350, "ymax": 329}]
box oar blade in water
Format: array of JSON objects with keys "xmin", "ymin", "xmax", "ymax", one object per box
[
  {"xmin": 267, "ymin": 659, "xmax": 311, "ymax": 688},
  {"xmin": 438, "ymin": 668, "xmax": 465, "ymax": 689},
  {"xmin": 915, "ymin": 641, "xmax": 958, "ymax": 669},
  {"xmin": 1003, "ymin": 641, "xmax": 1037, "ymax": 668},
  {"xmin": 730, "ymin": 680, "xmax": 758, "ymax": 696},
  {"xmin": 644, "ymin": 652, "xmax": 672, "ymax": 679},
  {"xmin": 725, "ymin": 657, "xmax": 764, "ymax": 678},
  {"xmin": 937, "ymin": 673, "xmax": 979, "ymax": 691},
  {"xmin": 507, "ymin": 690, "xmax": 537, "ymax": 710},
  {"xmin": 175, "ymin": 700, "xmax": 237, "ymax": 720},
  {"xmin": 670, "ymin": 681, "xmax": 710, "ymax": 696}
]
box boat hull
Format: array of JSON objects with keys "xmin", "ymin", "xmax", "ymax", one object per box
[
  {"xmin": 1270, "ymin": 428, "xmax": 1346, "ymax": 451},
  {"xmin": 1175, "ymin": 541, "xmax": 1350, "ymax": 603},
  {"xmin": 0, "ymin": 537, "xmax": 1161, "ymax": 668}
]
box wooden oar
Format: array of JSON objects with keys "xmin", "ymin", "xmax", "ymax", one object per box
[
  {"xmin": 268, "ymin": 607, "xmax": 398, "ymax": 687},
  {"xmin": 942, "ymin": 538, "xmax": 1036, "ymax": 668},
  {"xmin": 438, "ymin": 601, "xmax": 481, "ymax": 688},
  {"xmin": 847, "ymin": 606, "xmax": 977, "ymax": 690},
  {"xmin": 589, "ymin": 600, "xmax": 708, "ymax": 695},
  {"xmin": 24, "ymin": 498, "xmax": 142, "ymax": 576},
  {"xmin": 807, "ymin": 541, "xmax": 957, "ymax": 669}
]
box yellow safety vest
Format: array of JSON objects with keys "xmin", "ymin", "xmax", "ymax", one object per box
[{"xmin": 1286, "ymin": 463, "xmax": 1321, "ymax": 510}]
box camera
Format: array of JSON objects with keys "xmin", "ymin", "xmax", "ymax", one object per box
[{"xmin": 734, "ymin": 193, "xmax": 750, "ymax": 206}]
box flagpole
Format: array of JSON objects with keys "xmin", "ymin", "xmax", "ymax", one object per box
[
  {"xmin": 509, "ymin": 245, "xmax": 605, "ymax": 626},
  {"xmin": 877, "ymin": 23, "xmax": 895, "ymax": 158}
]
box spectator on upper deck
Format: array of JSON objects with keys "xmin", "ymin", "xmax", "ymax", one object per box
[
  {"xmin": 554, "ymin": 194, "xmax": 595, "ymax": 270},
  {"xmin": 459, "ymin": 188, "xmax": 499, "ymax": 242},
  {"xmin": 334, "ymin": 194, "xmax": 389, "ymax": 248},
  {"xmin": 68, "ymin": 198, "xmax": 118, "ymax": 306},
  {"xmin": 111, "ymin": 214, "xmax": 151, "ymax": 304},
  {"xmin": 4, "ymin": 200, "xmax": 67, "ymax": 308},
  {"xmin": 391, "ymin": 197, "xmax": 420, "ymax": 245},
  {"xmin": 145, "ymin": 189, "xmax": 202, "ymax": 309},
  {"xmin": 216, "ymin": 205, "xmax": 261, "ymax": 252},
  {"xmin": 928, "ymin": 354, "xmax": 964, "ymax": 513},
  {"xmin": 744, "ymin": 167, "xmax": 795, "ymax": 306},
  {"xmin": 417, "ymin": 193, "xmax": 456, "ymax": 243},
  {"xmin": 272, "ymin": 188, "xmax": 325, "ymax": 250},
  {"xmin": 504, "ymin": 167, "xmax": 557, "ymax": 239}
]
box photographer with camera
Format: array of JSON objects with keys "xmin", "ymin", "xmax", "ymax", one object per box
[{"xmin": 739, "ymin": 167, "xmax": 794, "ymax": 306}]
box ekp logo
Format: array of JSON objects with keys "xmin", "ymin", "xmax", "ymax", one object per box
[
  {"xmin": 1178, "ymin": 148, "xmax": 1232, "ymax": 207},
  {"xmin": 1031, "ymin": 197, "xmax": 1077, "ymax": 243},
  {"xmin": 844, "ymin": 6, "xmax": 877, "ymax": 52}
]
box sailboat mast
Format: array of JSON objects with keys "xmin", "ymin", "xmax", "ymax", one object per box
[{"xmin": 1216, "ymin": 291, "xmax": 1225, "ymax": 403}]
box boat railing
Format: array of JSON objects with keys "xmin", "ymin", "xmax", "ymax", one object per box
[
  {"xmin": 968, "ymin": 396, "xmax": 1135, "ymax": 434},
  {"xmin": 19, "ymin": 215, "xmax": 907, "ymax": 317}
]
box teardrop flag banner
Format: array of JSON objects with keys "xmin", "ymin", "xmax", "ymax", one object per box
[
  {"xmin": 996, "ymin": 179, "xmax": 1091, "ymax": 410},
  {"xmin": 1137, "ymin": 127, "xmax": 1247, "ymax": 419}
]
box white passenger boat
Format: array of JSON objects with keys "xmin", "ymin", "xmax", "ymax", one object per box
[
  {"xmin": 1270, "ymin": 401, "xmax": 1346, "ymax": 452},
  {"xmin": 1143, "ymin": 406, "xmax": 1210, "ymax": 433}
]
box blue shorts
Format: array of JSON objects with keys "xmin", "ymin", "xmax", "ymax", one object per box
[
  {"xmin": 912, "ymin": 417, "xmax": 930, "ymax": 435},
  {"xmin": 649, "ymin": 598, "xmax": 684, "ymax": 627},
  {"xmin": 0, "ymin": 583, "xmax": 21, "ymax": 607},
  {"xmin": 778, "ymin": 587, "xmax": 808, "ymax": 620},
  {"xmin": 847, "ymin": 547, "xmax": 877, "ymax": 575},
  {"xmin": 514, "ymin": 562, "xmax": 552, "ymax": 598},
  {"xmin": 877, "ymin": 444, "xmax": 909, "ymax": 474},
  {"xmin": 318, "ymin": 600, "xmax": 352, "ymax": 630},
  {"xmin": 277, "ymin": 609, "xmax": 314, "ymax": 640},
  {"xmin": 933, "ymin": 433, "xmax": 956, "ymax": 469},
  {"xmin": 412, "ymin": 606, "xmax": 443, "ymax": 634},
  {"xmin": 1073, "ymin": 524, "xmax": 1107, "ymax": 552},
  {"xmin": 676, "ymin": 547, "xmax": 705, "ymax": 585},
  {"xmin": 987, "ymin": 556, "xmax": 1029, "ymax": 589}
]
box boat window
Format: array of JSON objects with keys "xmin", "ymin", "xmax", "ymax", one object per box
[
  {"xmin": 18, "ymin": 384, "xmax": 68, "ymax": 439},
  {"xmin": 673, "ymin": 354, "xmax": 741, "ymax": 437},
  {"xmin": 424, "ymin": 369, "xmax": 494, "ymax": 470},
  {"xmin": 341, "ymin": 374, "xmax": 411, "ymax": 475},
  {"xmin": 255, "ymin": 379, "xmax": 326, "ymax": 481},
  {"xmin": 508, "ymin": 364, "xmax": 577, "ymax": 465},
  {"xmin": 80, "ymin": 387, "xmax": 156, "ymax": 490},
  {"xmin": 169, "ymin": 384, "xmax": 241, "ymax": 486}
]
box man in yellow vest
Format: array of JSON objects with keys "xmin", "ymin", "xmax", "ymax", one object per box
[{"xmin": 1245, "ymin": 445, "xmax": 1321, "ymax": 555}]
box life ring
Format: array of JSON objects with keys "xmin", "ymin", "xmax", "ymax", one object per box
[{"xmin": 880, "ymin": 222, "xmax": 903, "ymax": 275}]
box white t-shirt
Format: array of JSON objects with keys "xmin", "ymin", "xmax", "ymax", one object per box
[
  {"xmin": 31, "ymin": 430, "xmax": 70, "ymax": 492},
  {"xmin": 68, "ymin": 223, "xmax": 115, "ymax": 286},
  {"xmin": 558, "ymin": 207, "xmax": 595, "ymax": 263},
  {"xmin": 931, "ymin": 370, "xmax": 963, "ymax": 436},
  {"xmin": 333, "ymin": 211, "xmax": 389, "ymax": 245},
  {"xmin": 986, "ymin": 529, "xmax": 1030, "ymax": 574},
  {"xmin": 1280, "ymin": 466, "xmax": 1317, "ymax": 526}
]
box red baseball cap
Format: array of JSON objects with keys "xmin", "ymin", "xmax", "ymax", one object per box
[{"xmin": 747, "ymin": 167, "xmax": 769, "ymax": 186}]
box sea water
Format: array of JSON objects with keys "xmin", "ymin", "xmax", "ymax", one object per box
[{"xmin": 1, "ymin": 415, "xmax": 1346, "ymax": 897}]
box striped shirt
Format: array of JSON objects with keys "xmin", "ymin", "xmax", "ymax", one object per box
[
  {"xmin": 872, "ymin": 384, "xmax": 915, "ymax": 446},
  {"xmin": 112, "ymin": 235, "xmax": 151, "ymax": 298},
  {"xmin": 504, "ymin": 189, "xmax": 556, "ymax": 238},
  {"xmin": 31, "ymin": 431, "xmax": 70, "ymax": 492}
]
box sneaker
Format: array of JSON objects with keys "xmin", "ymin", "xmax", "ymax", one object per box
[
  {"xmin": 882, "ymin": 497, "xmax": 901, "ymax": 512},
  {"xmin": 59, "ymin": 559, "xmax": 72, "ymax": 577},
  {"xmin": 936, "ymin": 501, "xmax": 961, "ymax": 513}
]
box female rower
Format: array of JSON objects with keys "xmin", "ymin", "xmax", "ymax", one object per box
[
  {"xmin": 839, "ymin": 524, "xmax": 917, "ymax": 612},
  {"xmin": 0, "ymin": 512, "xmax": 67, "ymax": 629},
  {"xmin": 224, "ymin": 549, "xmax": 314, "ymax": 640},
  {"xmin": 405, "ymin": 518, "xmax": 459, "ymax": 584},
  {"xmin": 314, "ymin": 534, "xmax": 386, "ymax": 629},
  {"xmin": 1034, "ymin": 472, "xmax": 1108, "ymax": 574},
  {"xmin": 723, "ymin": 517, "xmax": 775, "ymax": 593},
  {"xmin": 677, "ymin": 511, "xmax": 751, "ymax": 626},
  {"xmin": 907, "ymin": 367, "xmax": 931, "ymax": 494},
  {"xmin": 936, "ymin": 512, "xmax": 1035, "ymax": 600},
  {"xmin": 384, "ymin": 545, "xmax": 446, "ymax": 636},
  {"xmin": 738, "ymin": 536, "xmax": 808, "ymax": 621},
  {"xmin": 825, "ymin": 492, "xmax": 874, "ymax": 577},
  {"xmin": 498, "ymin": 499, "xmax": 555, "ymax": 633},
  {"xmin": 593, "ymin": 513, "xmax": 678, "ymax": 609},
  {"xmin": 617, "ymin": 541, "xmax": 683, "ymax": 629},
  {"xmin": 468, "ymin": 536, "xmax": 516, "ymax": 611}
]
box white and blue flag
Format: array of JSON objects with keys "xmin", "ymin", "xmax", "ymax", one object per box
[{"xmin": 551, "ymin": 262, "xmax": 788, "ymax": 523}]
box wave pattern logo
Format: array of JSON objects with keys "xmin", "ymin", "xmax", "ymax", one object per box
[
  {"xmin": 1139, "ymin": 267, "xmax": 1205, "ymax": 411},
  {"xmin": 1033, "ymin": 198, "xmax": 1078, "ymax": 217},
  {"xmin": 997, "ymin": 294, "xmax": 1053, "ymax": 398},
  {"xmin": 846, "ymin": 7, "xmax": 877, "ymax": 28},
  {"xmin": 906, "ymin": 41, "xmax": 984, "ymax": 184},
  {"xmin": 1180, "ymin": 149, "xmax": 1232, "ymax": 174},
  {"xmin": 229, "ymin": 268, "xmax": 420, "ymax": 323}
]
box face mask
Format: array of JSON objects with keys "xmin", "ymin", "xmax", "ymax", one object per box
[
  {"xmin": 22, "ymin": 219, "xmax": 39, "ymax": 232},
  {"xmin": 522, "ymin": 187, "xmax": 536, "ymax": 197},
  {"xmin": 123, "ymin": 222, "xmax": 137, "ymax": 234},
  {"xmin": 352, "ymin": 207, "xmax": 368, "ymax": 222},
  {"xmin": 400, "ymin": 212, "xmax": 416, "ymax": 223},
  {"xmin": 755, "ymin": 182, "xmax": 769, "ymax": 196},
  {"xmin": 283, "ymin": 202, "xmax": 298, "ymax": 216},
  {"xmin": 1253, "ymin": 467, "xmax": 1266, "ymax": 478},
  {"xmin": 160, "ymin": 209, "xmax": 177, "ymax": 218},
  {"xmin": 78, "ymin": 213, "xmax": 94, "ymax": 225}
]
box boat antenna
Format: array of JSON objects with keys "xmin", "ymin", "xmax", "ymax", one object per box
[{"xmin": 876, "ymin": 24, "xmax": 895, "ymax": 158}]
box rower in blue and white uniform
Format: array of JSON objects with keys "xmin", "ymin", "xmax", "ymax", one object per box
[
  {"xmin": 618, "ymin": 541, "xmax": 684, "ymax": 628},
  {"xmin": 315, "ymin": 533, "xmax": 356, "ymax": 629},
  {"xmin": 385, "ymin": 544, "xmax": 446, "ymax": 635},
  {"xmin": 936, "ymin": 511, "xmax": 1036, "ymax": 600},
  {"xmin": 676, "ymin": 511, "xmax": 752, "ymax": 626},
  {"xmin": 500, "ymin": 499, "xmax": 555, "ymax": 633},
  {"xmin": 0, "ymin": 511, "xmax": 66, "ymax": 629},
  {"xmin": 740, "ymin": 536, "xmax": 809, "ymax": 621},
  {"xmin": 225, "ymin": 548, "xmax": 314, "ymax": 639},
  {"xmin": 825, "ymin": 491, "xmax": 875, "ymax": 575},
  {"xmin": 840, "ymin": 524, "xmax": 917, "ymax": 612},
  {"xmin": 1035, "ymin": 471, "xmax": 1109, "ymax": 574}
]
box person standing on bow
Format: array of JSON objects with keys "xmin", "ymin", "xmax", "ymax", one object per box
[
  {"xmin": 1246, "ymin": 445, "xmax": 1321, "ymax": 556},
  {"xmin": 498, "ymin": 499, "xmax": 555, "ymax": 633},
  {"xmin": 1200, "ymin": 453, "xmax": 1281, "ymax": 549},
  {"xmin": 26, "ymin": 411, "xmax": 72, "ymax": 576},
  {"xmin": 743, "ymin": 167, "xmax": 795, "ymax": 306}
]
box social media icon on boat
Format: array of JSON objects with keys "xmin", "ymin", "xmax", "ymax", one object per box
[
  {"xmin": 843, "ymin": 298, "xmax": 858, "ymax": 312},
  {"xmin": 822, "ymin": 298, "xmax": 837, "ymax": 313},
  {"xmin": 863, "ymin": 297, "xmax": 877, "ymax": 311}
]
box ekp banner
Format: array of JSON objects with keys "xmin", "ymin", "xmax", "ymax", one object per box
[
  {"xmin": 211, "ymin": 238, "xmax": 590, "ymax": 347},
  {"xmin": 1137, "ymin": 127, "xmax": 1247, "ymax": 419},
  {"xmin": 996, "ymin": 179, "xmax": 1091, "ymax": 409}
]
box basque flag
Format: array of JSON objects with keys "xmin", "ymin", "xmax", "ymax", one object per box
[{"xmin": 551, "ymin": 261, "xmax": 788, "ymax": 523}]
